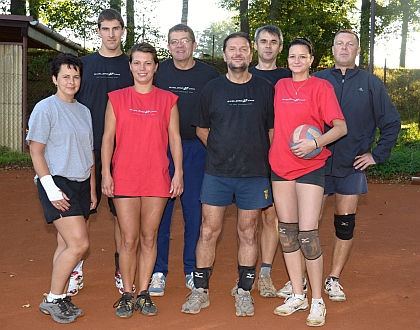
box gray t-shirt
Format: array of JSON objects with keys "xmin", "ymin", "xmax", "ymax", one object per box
[{"xmin": 27, "ymin": 95, "xmax": 94, "ymax": 181}]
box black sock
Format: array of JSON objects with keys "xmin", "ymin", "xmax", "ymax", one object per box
[
  {"xmin": 261, "ymin": 262, "xmax": 272, "ymax": 269},
  {"xmin": 238, "ymin": 265, "xmax": 256, "ymax": 291},
  {"xmin": 193, "ymin": 266, "xmax": 212, "ymax": 289},
  {"xmin": 115, "ymin": 251, "xmax": 119, "ymax": 270}
]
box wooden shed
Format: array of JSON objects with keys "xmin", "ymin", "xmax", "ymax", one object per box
[{"xmin": 0, "ymin": 14, "xmax": 84, "ymax": 152}]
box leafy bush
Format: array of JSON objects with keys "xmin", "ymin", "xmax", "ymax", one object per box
[{"xmin": 0, "ymin": 146, "xmax": 32, "ymax": 167}]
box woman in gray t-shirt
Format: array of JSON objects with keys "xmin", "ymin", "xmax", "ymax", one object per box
[{"xmin": 26, "ymin": 53, "xmax": 96, "ymax": 324}]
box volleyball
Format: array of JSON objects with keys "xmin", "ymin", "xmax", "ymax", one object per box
[{"xmin": 289, "ymin": 124, "xmax": 322, "ymax": 159}]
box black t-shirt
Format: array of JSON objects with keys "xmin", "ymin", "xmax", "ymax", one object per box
[
  {"xmin": 154, "ymin": 59, "xmax": 219, "ymax": 140},
  {"xmin": 248, "ymin": 66, "xmax": 291, "ymax": 85},
  {"xmin": 76, "ymin": 52, "xmax": 133, "ymax": 149},
  {"xmin": 193, "ymin": 75, "xmax": 274, "ymax": 178}
]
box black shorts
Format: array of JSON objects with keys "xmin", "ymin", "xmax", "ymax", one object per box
[
  {"xmin": 37, "ymin": 176, "xmax": 91, "ymax": 224},
  {"xmin": 271, "ymin": 166, "xmax": 325, "ymax": 188},
  {"xmin": 93, "ymin": 149, "xmax": 117, "ymax": 216}
]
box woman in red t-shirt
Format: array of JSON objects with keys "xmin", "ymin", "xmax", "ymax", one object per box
[
  {"xmin": 270, "ymin": 38, "xmax": 347, "ymax": 327},
  {"xmin": 102, "ymin": 43, "xmax": 183, "ymax": 318}
]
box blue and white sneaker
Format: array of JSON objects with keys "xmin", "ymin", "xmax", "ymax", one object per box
[
  {"xmin": 186, "ymin": 272, "xmax": 195, "ymax": 290},
  {"xmin": 149, "ymin": 272, "xmax": 166, "ymax": 297}
]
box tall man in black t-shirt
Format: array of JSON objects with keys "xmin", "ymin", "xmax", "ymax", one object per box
[
  {"xmin": 181, "ymin": 32, "xmax": 274, "ymax": 317},
  {"xmin": 74, "ymin": 9, "xmax": 134, "ymax": 296},
  {"xmin": 148, "ymin": 24, "xmax": 219, "ymax": 297},
  {"xmin": 247, "ymin": 25, "xmax": 292, "ymax": 299}
]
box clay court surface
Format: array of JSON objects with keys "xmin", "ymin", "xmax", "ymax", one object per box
[{"xmin": 0, "ymin": 169, "xmax": 419, "ymax": 329}]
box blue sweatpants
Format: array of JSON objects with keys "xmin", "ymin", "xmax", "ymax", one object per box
[{"xmin": 154, "ymin": 139, "xmax": 206, "ymax": 276}]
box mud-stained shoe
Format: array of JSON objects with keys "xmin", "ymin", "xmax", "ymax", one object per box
[
  {"xmin": 113, "ymin": 292, "xmax": 135, "ymax": 318},
  {"xmin": 181, "ymin": 288, "xmax": 210, "ymax": 314},
  {"xmin": 135, "ymin": 292, "xmax": 158, "ymax": 316},
  {"xmin": 63, "ymin": 296, "xmax": 84, "ymax": 317},
  {"xmin": 274, "ymin": 296, "xmax": 309, "ymax": 316},
  {"xmin": 324, "ymin": 277, "xmax": 346, "ymax": 302},
  {"xmin": 306, "ymin": 301, "xmax": 326, "ymax": 327},
  {"xmin": 235, "ymin": 288, "xmax": 254, "ymax": 316},
  {"xmin": 39, "ymin": 297, "xmax": 77, "ymax": 324},
  {"xmin": 258, "ymin": 274, "xmax": 277, "ymax": 298}
]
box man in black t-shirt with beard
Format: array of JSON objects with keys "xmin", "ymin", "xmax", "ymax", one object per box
[{"xmin": 181, "ymin": 32, "xmax": 274, "ymax": 317}]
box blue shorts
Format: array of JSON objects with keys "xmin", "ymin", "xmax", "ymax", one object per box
[
  {"xmin": 271, "ymin": 166, "xmax": 325, "ymax": 188},
  {"xmin": 200, "ymin": 174, "xmax": 273, "ymax": 210},
  {"xmin": 324, "ymin": 172, "xmax": 368, "ymax": 195}
]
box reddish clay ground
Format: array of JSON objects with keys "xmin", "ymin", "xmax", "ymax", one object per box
[{"xmin": 0, "ymin": 169, "xmax": 419, "ymax": 329}]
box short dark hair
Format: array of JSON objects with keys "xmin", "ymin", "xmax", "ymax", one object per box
[
  {"xmin": 129, "ymin": 42, "xmax": 159, "ymax": 65},
  {"xmin": 98, "ymin": 8, "xmax": 124, "ymax": 29},
  {"xmin": 288, "ymin": 37, "xmax": 315, "ymax": 56},
  {"xmin": 254, "ymin": 25, "xmax": 283, "ymax": 44},
  {"xmin": 50, "ymin": 53, "xmax": 83, "ymax": 78},
  {"xmin": 334, "ymin": 29, "xmax": 360, "ymax": 45},
  {"xmin": 223, "ymin": 32, "xmax": 252, "ymax": 52},
  {"xmin": 168, "ymin": 24, "xmax": 195, "ymax": 43}
]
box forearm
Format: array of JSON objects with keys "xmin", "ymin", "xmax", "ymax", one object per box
[
  {"xmin": 196, "ymin": 127, "xmax": 209, "ymax": 147},
  {"xmin": 316, "ymin": 120, "xmax": 347, "ymax": 148}
]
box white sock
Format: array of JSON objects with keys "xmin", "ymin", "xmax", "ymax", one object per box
[
  {"xmin": 73, "ymin": 260, "xmax": 84, "ymax": 272},
  {"xmin": 312, "ymin": 297, "xmax": 324, "ymax": 305},
  {"xmin": 47, "ymin": 292, "xmax": 63, "ymax": 302},
  {"xmin": 293, "ymin": 293, "xmax": 306, "ymax": 300}
]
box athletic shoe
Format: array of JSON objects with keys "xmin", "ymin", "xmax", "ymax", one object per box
[
  {"xmin": 113, "ymin": 292, "xmax": 135, "ymax": 318},
  {"xmin": 135, "ymin": 292, "xmax": 158, "ymax": 316},
  {"xmin": 276, "ymin": 278, "xmax": 308, "ymax": 298},
  {"xmin": 67, "ymin": 270, "xmax": 83, "ymax": 297},
  {"xmin": 324, "ymin": 277, "xmax": 346, "ymax": 301},
  {"xmin": 235, "ymin": 288, "xmax": 254, "ymax": 316},
  {"xmin": 39, "ymin": 297, "xmax": 77, "ymax": 324},
  {"xmin": 115, "ymin": 269, "xmax": 136, "ymax": 294},
  {"xmin": 231, "ymin": 279, "xmax": 255, "ymax": 296},
  {"xmin": 63, "ymin": 296, "xmax": 84, "ymax": 317},
  {"xmin": 181, "ymin": 288, "xmax": 210, "ymax": 314},
  {"xmin": 258, "ymin": 274, "xmax": 277, "ymax": 298},
  {"xmin": 274, "ymin": 296, "xmax": 309, "ymax": 316},
  {"xmin": 186, "ymin": 272, "xmax": 195, "ymax": 290},
  {"xmin": 306, "ymin": 302, "xmax": 326, "ymax": 327},
  {"xmin": 148, "ymin": 272, "xmax": 166, "ymax": 297}
]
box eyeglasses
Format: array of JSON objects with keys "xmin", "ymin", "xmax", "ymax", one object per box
[{"xmin": 169, "ymin": 38, "xmax": 192, "ymax": 46}]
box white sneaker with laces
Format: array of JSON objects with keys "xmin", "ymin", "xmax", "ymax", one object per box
[
  {"xmin": 324, "ymin": 277, "xmax": 346, "ymax": 301},
  {"xmin": 276, "ymin": 278, "xmax": 308, "ymax": 298},
  {"xmin": 274, "ymin": 295, "xmax": 309, "ymax": 316},
  {"xmin": 306, "ymin": 301, "xmax": 326, "ymax": 327}
]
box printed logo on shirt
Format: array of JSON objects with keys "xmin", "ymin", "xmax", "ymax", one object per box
[
  {"xmin": 93, "ymin": 72, "xmax": 122, "ymax": 79},
  {"xmin": 130, "ymin": 108, "xmax": 157, "ymax": 115},
  {"xmin": 168, "ymin": 86, "xmax": 196, "ymax": 94},
  {"xmin": 226, "ymin": 98, "xmax": 255, "ymax": 106},
  {"xmin": 281, "ymin": 97, "xmax": 306, "ymax": 104}
]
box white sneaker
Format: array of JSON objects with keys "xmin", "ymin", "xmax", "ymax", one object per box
[
  {"xmin": 67, "ymin": 270, "xmax": 83, "ymax": 297},
  {"xmin": 276, "ymin": 278, "xmax": 308, "ymax": 298},
  {"xmin": 115, "ymin": 269, "xmax": 136, "ymax": 294},
  {"xmin": 149, "ymin": 272, "xmax": 166, "ymax": 297},
  {"xmin": 306, "ymin": 302, "xmax": 326, "ymax": 327},
  {"xmin": 324, "ymin": 277, "xmax": 346, "ymax": 301},
  {"xmin": 274, "ymin": 296, "xmax": 309, "ymax": 316}
]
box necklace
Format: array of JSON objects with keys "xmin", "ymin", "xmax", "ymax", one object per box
[{"xmin": 291, "ymin": 77, "xmax": 310, "ymax": 95}]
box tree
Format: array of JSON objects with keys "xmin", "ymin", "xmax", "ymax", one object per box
[
  {"xmin": 125, "ymin": 0, "xmax": 135, "ymax": 51},
  {"xmin": 181, "ymin": 0, "xmax": 188, "ymax": 25},
  {"xmin": 220, "ymin": 0, "xmax": 357, "ymax": 68},
  {"xmin": 10, "ymin": 0, "xmax": 25, "ymax": 15},
  {"xmin": 239, "ymin": 0, "xmax": 249, "ymax": 34},
  {"xmin": 359, "ymin": 0, "xmax": 370, "ymax": 69},
  {"xmin": 195, "ymin": 19, "xmax": 236, "ymax": 58},
  {"xmin": 110, "ymin": 0, "xmax": 122, "ymax": 12}
]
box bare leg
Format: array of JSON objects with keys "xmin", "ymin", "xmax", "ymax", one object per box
[
  {"xmin": 260, "ymin": 204, "xmax": 278, "ymax": 265},
  {"xmin": 51, "ymin": 216, "xmax": 89, "ymax": 295},
  {"xmin": 113, "ymin": 198, "xmax": 141, "ymax": 294},
  {"xmin": 137, "ymin": 197, "xmax": 167, "ymax": 292},
  {"xmin": 114, "ymin": 215, "xmax": 121, "ymax": 259},
  {"xmin": 237, "ymin": 208, "xmax": 260, "ymax": 266},
  {"xmin": 329, "ymin": 194, "xmax": 358, "ymax": 277},
  {"xmin": 195, "ymin": 204, "xmax": 226, "ymax": 267}
]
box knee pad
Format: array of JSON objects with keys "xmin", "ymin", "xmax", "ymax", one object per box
[
  {"xmin": 334, "ymin": 214, "xmax": 355, "ymax": 240},
  {"xmin": 298, "ymin": 230, "xmax": 322, "ymax": 260},
  {"xmin": 278, "ymin": 222, "xmax": 300, "ymax": 253}
]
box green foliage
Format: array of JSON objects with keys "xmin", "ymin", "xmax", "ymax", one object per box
[
  {"xmin": 0, "ymin": 146, "xmax": 32, "ymax": 166},
  {"xmin": 219, "ymin": 0, "xmax": 357, "ymax": 68},
  {"xmin": 374, "ymin": 67, "xmax": 420, "ymax": 122},
  {"xmin": 368, "ymin": 123, "xmax": 420, "ymax": 180}
]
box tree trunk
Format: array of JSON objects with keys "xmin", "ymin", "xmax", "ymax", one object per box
[
  {"xmin": 28, "ymin": 0, "xmax": 40, "ymax": 20},
  {"xmin": 126, "ymin": 0, "xmax": 135, "ymax": 51},
  {"xmin": 240, "ymin": 0, "xmax": 249, "ymax": 35},
  {"xmin": 359, "ymin": 0, "xmax": 370, "ymax": 70},
  {"xmin": 399, "ymin": 2, "xmax": 409, "ymax": 68},
  {"xmin": 10, "ymin": 0, "xmax": 26, "ymax": 15},
  {"xmin": 270, "ymin": 0, "xmax": 281, "ymax": 23},
  {"xmin": 110, "ymin": 0, "xmax": 122, "ymax": 13},
  {"xmin": 181, "ymin": 0, "xmax": 188, "ymax": 25}
]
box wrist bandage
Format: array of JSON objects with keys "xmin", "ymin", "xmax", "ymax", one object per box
[{"xmin": 40, "ymin": 175, "xmax": 62, "ymax": 201}]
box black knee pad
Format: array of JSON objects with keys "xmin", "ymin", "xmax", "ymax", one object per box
[
  {"xmin": 298, "ymin": 230, "xmax": 322, "ymax": 260},
  {"xmin": 278, "ymin": 222, "xmax": 300, "ymax": 253},
  {"xmin": 334, "ymin": 214, "xmax": 355, "ymax": 240},
  {"xmin": 193, "ymin": 266, "xmax": 212, "ymax": 289},
  {"xmin": 237, "ymin": 265, "xmax": 256, "ymax": 291}
]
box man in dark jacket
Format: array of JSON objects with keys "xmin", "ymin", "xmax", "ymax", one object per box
[{"xmin": 313, "ymin": 29, "xmax": 400, "ymax": 302}]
